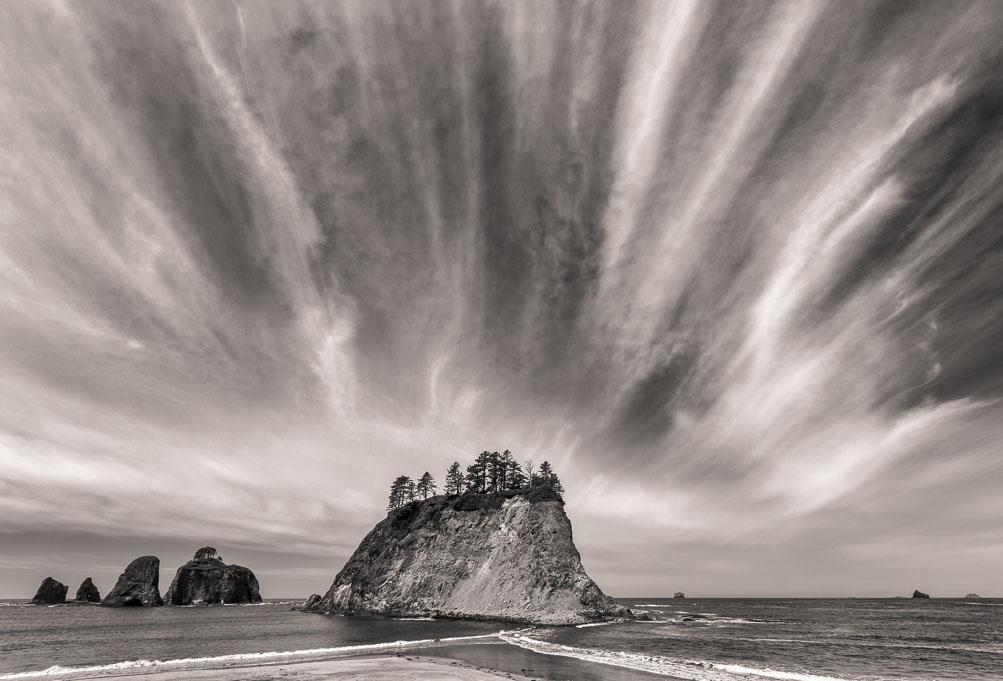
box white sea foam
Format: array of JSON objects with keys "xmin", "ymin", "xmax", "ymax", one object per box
[
  {"xmin": 575, "ymin": 619, "xmax": 624, "ymax": 628},
  {"xmin": 711, "ymin": 663, "xmax": 858, "ymax": 681},
  {"xmin": 498, "ymin": 633, "xmax": 853, "ymax": 681},
  {"xmin": 666, "ymin": 614, "xmax": 782, "ymax": 626},
  {"xmin": 0, "ymin": 630, "xmax": 519, "ymax": 680}
]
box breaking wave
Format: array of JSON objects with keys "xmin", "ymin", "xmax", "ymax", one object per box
[
  {"xmin": 575, "ymin": 619, "xmax": 625, "ymax": 628},
  {"xmin": 498, "ymin": 633, "xmax": 867, "ymax": 681},
  {"xmin": 0, "ymin": 631, "xmax": 518, "ymax": 680}
]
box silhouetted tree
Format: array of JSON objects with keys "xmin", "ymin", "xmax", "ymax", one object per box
[
  {"xmin": 406, "ymin": 478, "xmax": 417, "ymax": 502},
  {"xmin": 536, "ymin": 461, "xmax": 564, "ymax": 496},
  {"xmin": 445, "ymin": 462, "xmax": 463, "ymax": 495},
  {"xmin": 416, "ymin": 472, "xmax": 437, "ymax": 500},
  {"xmin": 486, "ymin": 451, "xmax": 505, "ymax": 492},
  {"xmin": 501, "ymin": 450, "xmax": 524, "ymax": 489},
  {"xmin": 465, "ymin": 452, "xmax": 491, "ymax": 493},
  {"xmin": 387, "ymin": 475, "xmax": 414, "ymax": 510}
]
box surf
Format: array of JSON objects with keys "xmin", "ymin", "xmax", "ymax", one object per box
[{"xmin": 0, "ymin": 630, "xmax": 521, "ymax": 680}]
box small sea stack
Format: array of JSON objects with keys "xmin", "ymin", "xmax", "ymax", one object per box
[
  {"xmin": 74, "ymin": 577, "xmax": 101, "ymax": 603},
  {"xmin": 101, "ymin": 556, "xmax": 163, "ymax": 607},
  {"xmin": 965, "ymin": 593, "xmax": 981, "ymax": 600},
  {"xmin": 300, "ymin": 594, "xmax": 322, "ymax": 610},
  {"xmin": 165, "ymin": 547, "xmax": 262, "ymax": 605},
  {"xmin": 912, "ymin": 589, "xmax": 930, "ymax": 599},
  {"xmin": 31, "ymin": 577, "xmax": 68, "ymax": 604},
  {"xmin": 673, "ymin": 592, "xmax": 686, "ymax": 599}
]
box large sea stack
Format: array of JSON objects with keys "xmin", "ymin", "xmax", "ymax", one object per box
[
  {"xmin": 165, "ymin": 547, "xmax": 262, "ymax": 605},
  {"xmin": 306, "ymin": 488, "xmax": 626, "ymax": 625},
  {"xmin": 101, "ymin": 556, "xmax": 163, "ymax": 607},
  {"xmin": 74, "ymin": 577, "xmax": 101, "ymax": 603},
  {"xmin": 31, "ymin": 577, "xmax": 68, "ymax": 604}
]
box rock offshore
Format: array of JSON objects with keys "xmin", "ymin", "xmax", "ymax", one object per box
[
  {"xmin": 673, "ymin": 592, "xmax": 685, "ymax": 599},
  {"xmin": 165, "ymin": 547, "xmax": 262, "ymax": 605},
  {"xmin": 306, "ymin": 487, "xmax": 627, "ymax": 625},
  {"xmin": 102, "ymin": 556, "xmax": 163, "ymax": 607},
  {"xmin": 912, "ymin": 589, "xmax": 930, "ymax": 599},
  {"xmin": 74, "ymin": 577, "xmax": 101, "ymax": 603},
  {"xmin": 31, "ymin": 577, "xmax": 68, "ymax": 604}
]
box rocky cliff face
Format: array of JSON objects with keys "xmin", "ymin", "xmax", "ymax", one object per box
[
  {"xmin": 164, "ymin": 547, "xmax": 262, "ymax": 605},
  {"xmin": 101, "ymin": 556, "xmax": 163, "ymax": 607},
  {"xmin": 31, "ymin": 577, "xmax": 68, "ymax": 604},
  {"xmin": 74, "ymin": 577, "xmax": 101, "ymax": 603},
  {"xmin": 307, "ymin": 488, "xmax": 626, "ymax": 625}
]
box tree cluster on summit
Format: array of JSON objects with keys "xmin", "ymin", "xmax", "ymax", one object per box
[{"xmin": 387, "ymin": 451, "xmax": 564, "ymax": 510}]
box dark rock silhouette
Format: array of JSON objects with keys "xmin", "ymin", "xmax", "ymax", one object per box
[
  {"xmin": 306, "ymin": 488, "xmax": 626, "ymax": 625},
  {"xmin": 912, "ymin": 589, "xmax": 930, "ymax": 598},
  {"xmin": 31, "ymin": 577, "xmax": 68, "ymax": 604},
  {"xmin": 74, "ymin": 577, "xmax": 101, "ymax": 603},
  {"xmin": 965, "ymin": 593, "xmax": 981, "ymax": 599},
  {"xmin": 303, "ymin": 594, "xmax": 322, "ymax": 609},
  {"xmin": 165, "ymin": 547, "xmax": 262, "ymax": 605},
  {"xmin": 673, "ymin": 592, "xmax": 685, "ymax": 598},
  {"xmin": 101, "ymin": 556, "xmax": 163, "ymax": 607},
  {"xmin": 193, "ymin": 546, "xmax": 220, "ymax": 561}
]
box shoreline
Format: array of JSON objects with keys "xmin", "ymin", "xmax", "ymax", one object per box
[
  {"xmin": 5, "ymin": 651, "xmax": 680, "ymax": 681},
  {"xmin": 0, "ymin": 639, "xmax": 681, "ymax": 681},
  {"xmin": 55, "ymin": 655, "xmax": 534, "ymax": 681}
]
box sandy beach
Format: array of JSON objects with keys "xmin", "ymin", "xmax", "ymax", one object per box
[
  {"xmin": 70, "ymin": 655, "xmax": 531, "ymax": 681},
  {"xmin": 53, "ymin": 647, "xmax": 678, "ymax": 681}
]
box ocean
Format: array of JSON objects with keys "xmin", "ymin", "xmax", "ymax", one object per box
[{"xmin": 0, "ymin": 598, "xmax": 999, "ymax": 681}]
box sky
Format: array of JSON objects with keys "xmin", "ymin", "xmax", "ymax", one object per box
[{"xmin": 1, "ymin": 0, "xmax": 1002, "ymax": 599}]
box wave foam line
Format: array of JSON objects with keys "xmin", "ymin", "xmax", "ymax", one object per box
[
  {"xmin": 0, "ymin": 630, "xmax": 522, "ymax": 680},
  {"xmin": 499, "ymin": 633, "xmax": 859, "ymax": 681},
  {"xmin": 575, "ymin": 619, "xmax": 624, "ymax": 628}
]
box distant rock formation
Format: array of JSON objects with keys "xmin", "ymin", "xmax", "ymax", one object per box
[
  {"xmin": 31, "ymin": 577, "xmax": 68, "ymax": 604},
  {"xmin": 74, "ymin": 577, "xmax": 101, "ymax": 603},
  {"xmin": 164, "ymin": 547, "xmax": 262, "ymax": 605},
  {"xmin": 302, "ymin": 594, "xmax": 322, "ymax": 609},
  {"xmin": 912, "ymin": 589, "xmax": 930, "ymax": 599},
  {"xmin": 101, "ymin": 556, "xmax": 163, "ymax": 607},
  {"xmin": 965, "ymin": 593, "xmax": 981, "ymax": 599},
  {"xmin": 305, "ymin": 488, "xmax": 627, "ymax": 625},
  {"xmin": 673, "ymin": 592, "xmax": 685, "ymax": 599}
]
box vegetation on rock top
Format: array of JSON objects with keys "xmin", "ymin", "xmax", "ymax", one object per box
[{"xmin": 387, "ymin": 450, "xmax": 564, "ymax": 511}]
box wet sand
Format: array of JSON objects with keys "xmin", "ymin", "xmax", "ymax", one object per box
[
  {"xmin": 81, "ymin": 655, "xmax": 530, "ymax": 681},
  {"xmin": 69, "ymin": 644, "xmax": 679, "ymax": 681},
  {"xmin": 416, "ymin": 643, "xmax": 677, "ymax": 681}
]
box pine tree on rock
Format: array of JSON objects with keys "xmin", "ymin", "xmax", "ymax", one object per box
[
  {"xmin": 486, "ymin": 451, "xmax": 505, "ymax": 492},
  {"xmin": 465, "ymin": 452, "xmax": 490, "ymax": 493},
  {"xmin": 387, "ymin": 475, "xmax": 414, "ymax": 510},
  {"xmin": 445, "ymin": 462, "xmax": 463, "ymax": 495},
  {"xmin": 537, "ymin": 461, "xmax": 564, "ymax": 496},
  {"xmin": 501, "ymin": 450, "xmax": 525, "ymax": 489},
  {"xmin": 416, "ymin": 472, "xmax": 437, "ymax": 499}
]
